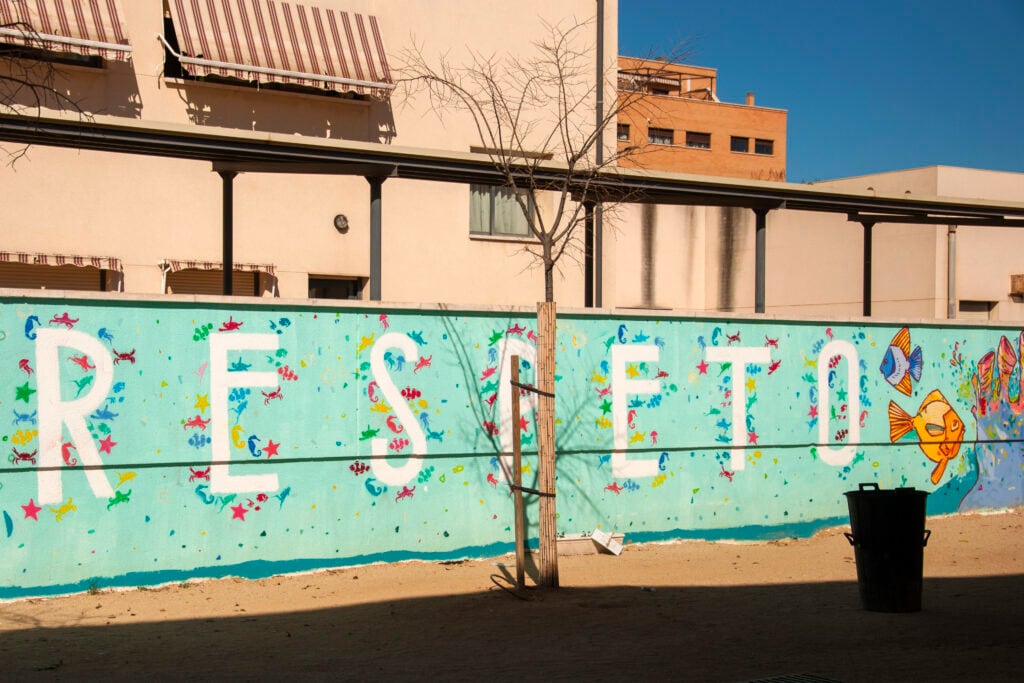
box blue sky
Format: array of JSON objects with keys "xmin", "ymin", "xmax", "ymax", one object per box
[{"xmin": 619, "ymin": 0, "xmax": 1024, "ymax": 182}]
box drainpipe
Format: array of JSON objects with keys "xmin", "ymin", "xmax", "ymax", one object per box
[{"xmin": 947, "ymin": 225, "xmax": 957, "ymax": 319}]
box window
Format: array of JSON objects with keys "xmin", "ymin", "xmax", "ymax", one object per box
[
  {"xmin": 0, "ymin": 254, "xmax": 122, "ymax": 291},
  {"xmin": 730, "ymin": 136, "xmax": 749, "ymax": 153},
  {"xmin": 617, "ymin": 123, "xmax": 630, "ymax": 141},
  {"xmin": 958, "ymin": 301, "xmax": 995, "ymax": 320},
  {"xmin": 470, "ymin": 185, "xmax": 532, "ymax": 237},
  {"xmin": 648, "ymin": 127, "xmax": 673, "ymax": 145},
  {"xmin": 685, "ymin": 132, "xmax": 711, "ymax": 149},
  {"xmin": 166, "ymin": 269, "xmax": 266, "ymax": 296},
  {"xmin": 754, "ymin": 139, "xmax": 774, "ymax": 155},
  {"xmin": 0, "ymin": 262, "xmax": 108, "ymax": 291},
  {"xmin": 309, "ymin": 276, "xmax": 364, "ymax": 300}
]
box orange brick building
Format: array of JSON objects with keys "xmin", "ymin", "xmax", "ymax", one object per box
[{"xmin": 616, "ymin": 56, "xmax": 787, "ymax": 180}]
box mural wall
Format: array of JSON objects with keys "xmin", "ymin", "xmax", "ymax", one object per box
[{"xmin": 1, "ymin": 294, "xmax": 1021, "ymax": 598}]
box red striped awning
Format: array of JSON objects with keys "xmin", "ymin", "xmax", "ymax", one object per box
[
  {"xmin": 161, "ymin": 260, "xmax": 275, "ymax": 276},
  {"xmin": 0, "ymin": 251, "xmax": 122, "ymax": 270},
  {"xmin": 0, "ymin": 0, "xmax": 131, "ymax": 61},
  {"xmin": 164, "ymin": 1, "xmax": 393, "ymax": 99}
]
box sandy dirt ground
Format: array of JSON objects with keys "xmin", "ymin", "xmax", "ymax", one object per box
[{"xmin": 1, "ymin": 508, "xmax": 1021, "ymax": 682}]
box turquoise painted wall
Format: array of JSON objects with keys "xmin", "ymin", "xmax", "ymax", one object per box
[{"xmin": 1, "ymin": 295, "xmax": 1021, "ymax": 598}]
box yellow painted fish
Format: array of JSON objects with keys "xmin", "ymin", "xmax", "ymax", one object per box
[
  {"xmin": 356, "ymin": 333, "xmax": 375, "ymax": 355},
  {"xmin": 888, "ymin": 389, "xmax": 965, "ymax": 484}
]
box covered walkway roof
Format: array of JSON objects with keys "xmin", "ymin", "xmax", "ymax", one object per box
[{"xmin": 3, "ymin": 112, "xmax": 1024, "ymax": 309}]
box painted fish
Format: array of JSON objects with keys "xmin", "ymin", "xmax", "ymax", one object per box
[
  {"xmin": 995, "ymin": 334, "xmax": 1024, "ymax": 413},
  {"xmin": 273, "ymin": 486, "xmax": 291, "ymax": 509},
  {"xmin": 115, "ymin": 471, "xmax": 136, "ymax": 489},
  {"xmin": 888, "ymin": 389, "xmax": 965, "ymax": 484},
  {"xmin": 880, "ymin": 327, "xmax": 923, "ymax": 396},
  {"xmin": 356, "ymin": 333, "xmax": 375, "ymax": 355},
  {"xmin": 106, "ymin": 489, "xmax": 131, "ymax": 510}
]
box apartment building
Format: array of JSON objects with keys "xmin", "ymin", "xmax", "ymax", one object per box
[{"xmin": 615, "ymin": 56, "xmax": 787, "ymax": 180}]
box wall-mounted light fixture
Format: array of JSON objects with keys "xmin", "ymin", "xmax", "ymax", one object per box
[{"xmin": 333, "ymin": 214, "xmax": 349, "ymax": 234}]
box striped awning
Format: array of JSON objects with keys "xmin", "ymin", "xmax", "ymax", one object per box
[
  {"xmin": 0, "ymin": 0, "xmax": 131, "ymax": 61},
  {"xmin": 160, "ymin": 260, "xmax": 275, "ymax": 276},
  {"xmin": 0, "ymin": 251, "xmax": 122, "ymax": 269},
  {"xmin": 163, "ymin": 1, "xmax": 394, "ymax": 99}
]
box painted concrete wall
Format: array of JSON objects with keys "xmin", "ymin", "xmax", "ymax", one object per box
[{"xmin": 1, "ymin": 291, "xmax": 1021, "ymax": 598}]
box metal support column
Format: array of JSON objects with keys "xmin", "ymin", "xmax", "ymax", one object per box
[
  {"xmin": 584, "ymin": 202, "xmax": 594, "ymax": 307},
  {"xmin": 753, "ymin": 208, "xmax": 769, "ymax": 313},
  {"xmin": 366, "ymin": 176, "xmax": 384, "ymax": 301},
  {"xmin": 594, "ymin": 0, "xmax": 605, "ymax": 309},
  {"xmin": 595, "ymin": 206, "xmax": 603, "ymax": 307},
  {"xmin": 219, "ymin": 170, "xmax": 237, "ymax": 296},
  {"xmin": 862, "ymin": 221, "xmax": 874, "ymax": 317}
]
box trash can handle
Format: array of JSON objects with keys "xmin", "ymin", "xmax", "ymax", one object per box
[
  {"xmin": 923, "ymin": 529, "xmax": 931, "ymax": 547},
  {"xmin": 844, "ymin": 532, "xmax": 856, "ymax": 546},
  {"xmin": 858, "ymin": 482, "xmax": 880, "ymax": 491}
]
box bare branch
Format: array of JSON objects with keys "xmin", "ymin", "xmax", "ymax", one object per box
[
  {"xmin": 397, "ymin": 16, "xmax": 691, "ymax": 302},
  {"xmin": 0, "ymin": 21, "xmax": 90, "ymax": 166}
]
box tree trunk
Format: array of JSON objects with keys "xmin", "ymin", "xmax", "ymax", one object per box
[{"xmin": 536, "ymin": 300, "xmax": 558, "ymax": 587}]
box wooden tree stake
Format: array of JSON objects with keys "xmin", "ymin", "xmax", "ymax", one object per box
[{"xmin": 510, "ymin": 355, "xmax": 526, "ymax": 589}]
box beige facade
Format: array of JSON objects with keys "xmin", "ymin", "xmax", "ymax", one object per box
[
  {"xmin": 0, "ymin": 0, "xmax": 617, "ymax": 307},
  {"xmin": 1, "ymin": 2, "xmax": 1022, "ymax": 322},
  {"xmin": 609, "ymin": 167, "xmax": 1024, "ymax": 319},
  {"xmin": 780, "ymin": 167, "xmax": 1024, "ymax": 321}
]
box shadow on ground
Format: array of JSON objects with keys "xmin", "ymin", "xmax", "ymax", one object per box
[{"xmin": 1, "ymin": 575, "xmax": 1020, "ymax": 682}]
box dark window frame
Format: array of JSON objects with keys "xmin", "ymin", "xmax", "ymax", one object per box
[
  {"xmin": 648, "ymin": 127, "xmax": 674, "ymax": 145},
  {"xmin": 685, "ymin": 131, "xmax": 711, "ymax": 149},
  {"xmin": 730, "ymin": 136, "xmax": 749, "ymax": 153},
  {"xmin": 308, "ymin": 276, "xmax": 365, "ymax": 300},
  {"xmin": 754, "ymin": 138, "xmax": 774, "ymax": 155},
  {"xmin": 470, "ymin": 184, "xmax": 535, "ymax": 237}
]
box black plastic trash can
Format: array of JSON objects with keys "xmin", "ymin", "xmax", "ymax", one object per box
[{"xmin": 844, "ymin": 482, "xmax": 930, "ymax": 612}]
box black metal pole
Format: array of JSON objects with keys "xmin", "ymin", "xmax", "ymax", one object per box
[
  {"xmin": 584, "ymin": 202, "xmax": 594, "ymax": 307},
  {"xmin": 594, "ymin": 0, "xmax": 604, "ymax": 308},
  {"xmin": 219, "ymin": 170, "xmax": 237, "ymax": 296},
  {"xmin": 862, "ymin": 221, "xmax": 874, "ymax": 317},
  {"xmin": 595, "ymin": 206, "xmax": 603, "ymax": 307},
  {"xmin": 367, "ymin": 176, "xmax": 384, "ymax": 301}
]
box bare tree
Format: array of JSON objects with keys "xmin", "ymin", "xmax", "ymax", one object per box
[
  {"xmin": 399, "ymin": 19, "xmax": 688, "ymax": 589},
  {"xmin": 399, "ymin": 18, "xmax": 684, "ymax": 302},
  {"xmin": 0, "ymin": 21, "xmax": 86, "ymax": 164}
]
